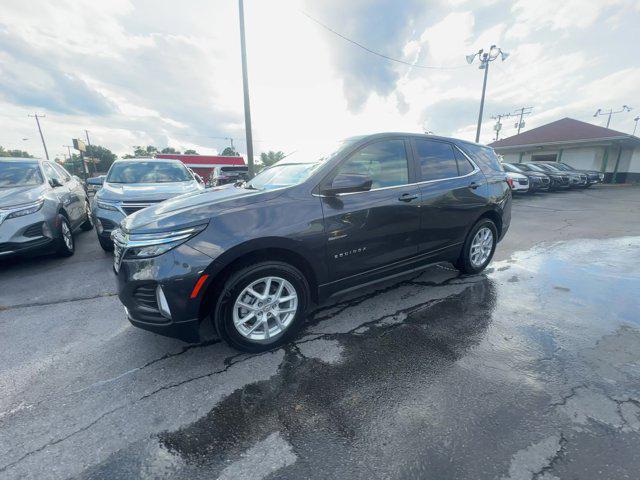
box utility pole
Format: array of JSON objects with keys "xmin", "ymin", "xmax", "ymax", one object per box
[
  {"xmin": 63, "ymin": 145, "xmax": 75, "ymax": 175},
  {"xmin": 225, "ymin": 137, "xmax": 235, "ymax": 153},
  {"xmin": 466, "ymin": 45, "xmax": 509, "ymax": 143},
  {"xmin": 632, "ymin": 116, "xmax": 639, "ymax": 136},
  {"xmin": 29, "ymin": 113, "xmax": 49, "ymax": 160},
  {"xmin": 594, "ymin": 105, "xmax": 632, "ymax": 128},
  {"xmin": 238, "ymin": 0, "xmax": 255, "ymax": 177},
  {"xmin": 513, "ymin": 106, "xmax": 533, "ymax": 135},
  {"xmin": 85, "ymin": 130, "xmax": 92, "ymax": 146},
  {"xmin": 491, "ymin": 113, "xmax": 512, "ymax": 141}
]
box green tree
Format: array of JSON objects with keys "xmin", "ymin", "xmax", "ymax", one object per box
[
  {"xmin": 221, "ymin": 146, "xmax": 239, "ymax": 156},
  {"xmin": 0, "ymin": 145, "xmax": 34, "ymax": 158},
  {"xmin": 161, "ymin": 147, "xmax": 181, "ymax": 154},
  {"xmin": 131, "ymin": 145, "xmax": 158, "ymax": 158},
  {"xmin": 85, "ymin": 144, "xmax": 117, "ymax": 172},
  {"xmin": 259, "ymin": 150, "xmax": 285, "ymax": 167},
  {"xmin": 184, "ymin": 149, "xmax": 198, "ymax": 155}
]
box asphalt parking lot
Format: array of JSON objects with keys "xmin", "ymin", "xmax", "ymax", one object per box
[{"xmin": 1, "ymin": 185, "xmax": 639, "ymax": 479}]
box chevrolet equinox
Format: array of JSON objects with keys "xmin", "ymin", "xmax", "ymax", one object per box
[{"xmin": 112, "ymin": 133, "xmax": 511, "ymax": 351}]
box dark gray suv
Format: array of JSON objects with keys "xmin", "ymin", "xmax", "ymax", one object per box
[
  {"xmin": 0, "ymin": 158, "xmax": 92, "ymax": 258},
  {"xmin": 112, "ymin": 133, "xmax": 512, "ymax": 351}
]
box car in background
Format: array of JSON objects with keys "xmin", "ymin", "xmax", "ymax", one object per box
[
  {"xmin": 1, "ymin": 158, "xmax": 92, "ymax": 258},
  {"xmin": 519, "ymin": 163, "xmax": 571, "ymax": 189},
  {"xmin": 89, "ymin": 158, "xmax": 204, "ymax": 251},
  {"xmin": 111, "ymin": 133, "xmax": 511, "ymax": 351},
  {"xmin": 503, "ymin": 162, "xmax": 550, "ymax": 192},
  {"xmin": 539, "ymin": 161, "xmax": 603, "ymax": 187},
  {"xmin": 210, "ymin": 165, "xmax": 249, "ymax": 186},
  {"xmin": 532, "ymin": 163, "xmax": 587, "ymax": 188},
  {"xmin": 505, "ymin": 170, "xmax": 529, "ymax": 193},
  {"xmin": 86, "ymin": 175, "xmax": 106, "ymax": 195}
]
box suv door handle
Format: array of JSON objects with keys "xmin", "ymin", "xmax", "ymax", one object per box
[
  {"xmin": 469, "ymin": 182, "xmax": 480, "ymax": 190},
  {"xmin": 398, "ymin": 193, "xmax": 418, "ymax": 202}
]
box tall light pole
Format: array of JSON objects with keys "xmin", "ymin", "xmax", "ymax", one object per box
[
  {"xmin": 238, "ymin": 0, "xmax": 255, "ymax": 177},
  {"xmin": 593, "ymin": 105, "xmax": 632, "ymax": 129},
  {"xmin": 633, "ymin": 116, "xmax": 640, "ymax": 136},
  {"xmin": 28, "ymin": 113, "xmax": 50, "ymax": 160},
  {"xmin": 466, "ymin": 45, "xmax": 509, "ymax": 143}
]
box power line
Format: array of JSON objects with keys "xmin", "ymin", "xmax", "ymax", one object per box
[{"xmin": 301, "ymin": 11, "xmax": 467, "ymax": 70}]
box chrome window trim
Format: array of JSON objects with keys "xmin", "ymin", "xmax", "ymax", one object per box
[{"xmin": 313, "ymin": 144, "xmax": 481, "ymax": 198}]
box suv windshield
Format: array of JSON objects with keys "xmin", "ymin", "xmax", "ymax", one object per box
[
  {"xmin": 503, "ymin": 163, "xmax": 524, "ymax": 174},
  {"xmin": 0, "ymin": 161, "xmax": 44, "ymax": 187},
  {"xmin": 247, "ymin": 140, "xmax": 350, "ymax": 190},
  {"xmin": 107, "ymin": 161, "xmax": 192, "ymax": 184},
  {"xmin": 525, "ymin": 164, "xmax": 548, "ymax": 173}
]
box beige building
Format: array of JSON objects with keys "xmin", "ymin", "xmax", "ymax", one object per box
[{"xmin": 489, "ymin": 118, "xmax": 640, "ymax": 183}]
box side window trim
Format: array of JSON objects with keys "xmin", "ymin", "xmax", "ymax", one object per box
[{"xmin": 319, "ymin": 137, "xmax": 414, "ymax": 195}]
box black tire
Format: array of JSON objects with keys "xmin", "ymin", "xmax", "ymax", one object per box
[
  {"xmin": 456, "ymin": 218, "xmax": 498, "ymax": 275},
  {"xmin": 56, "ymin": 215, "xmax": 75, "ymax": 257},
  {"xmin": 80, "ymin": 201, "xmax": 93, "ymax": 231},
  {"xmin": 213, "ymin": 261, "xmax": 310, "ymax": 352},
  {"xmin": 98, "ymin": 234, "xmax": 114, "ymax": 252}
]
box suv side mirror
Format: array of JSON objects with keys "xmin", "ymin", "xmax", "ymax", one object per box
[
  {"xmin": 49, "ymin": 178, "xmax": 63, "ymax": 188},
  {"xmin": 322, "ymin": 173, "xmax": 373, "ymax": 196},
  {"xmin": 87, "ymin": 176, "xmax": 105, "ymax": 186}
]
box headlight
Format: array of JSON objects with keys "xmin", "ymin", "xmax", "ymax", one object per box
[
  {"xmin": 114, "ymin": 224, "xmax": 208, "ymax": 259},
  {"xmin": 97, "ymin": 200, "xmax": 120, "ymax": 212},
  {"xmin": 5, "ymin": 199, "xmax": 44, "ymax": 219},
  {"xmin": 599, "ymin": 173, "xmax": 604, "ymax": 180}
]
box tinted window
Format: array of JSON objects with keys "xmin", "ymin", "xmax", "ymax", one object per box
[
  {"xmin": 52, "ymin": 163, "xmax": 72, "ymax": 182},
  {"xmin": 454, "ymin": 148, "xmax": 474, "ymax": 175},
  {"xmin": 42, "ymin": 162, "xmax": 64, "ymax": 183},
  {"xmin": 0, "ymin": 162, "xmax": 44, "ymax": 187},
  {"xmin": 462, "ymin": 144, "xmax": 503, "ymax": 172},
  {"xmin": 336, "ymin": 139, "xmax": 408, "ymax": 189},
  {"xmin": 415, "ymin": 140, "xmax": 458, "ymax": 181},
  {"xmin": 107, "ymin": 161, "xmax": 192, "ymax": 183}
]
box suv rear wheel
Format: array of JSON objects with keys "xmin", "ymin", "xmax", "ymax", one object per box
[
  {"xmin": 456, "ymin": 218, "xmax": 497, "ymax": 274},
  {"xmin": 214, "ymin": 261, "xmax": 310, "ymax": 352}
]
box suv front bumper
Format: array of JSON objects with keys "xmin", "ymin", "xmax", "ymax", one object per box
[{"xmin": 114, "ymin": 243, "xmax": 214, "ymax": 342}]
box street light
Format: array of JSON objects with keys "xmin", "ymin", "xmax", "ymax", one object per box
[
  {"xmin": 594, "ymin": 105, "xmax": 632, "ymax": 129},
  {"xmin": 466, "ymin": 45, "xmax": 509, "ymax": 142}
]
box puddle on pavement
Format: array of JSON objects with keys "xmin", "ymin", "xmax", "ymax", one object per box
[{"xmin": 82, "ymin": 237, "xmax": 640, "ymax": 480}]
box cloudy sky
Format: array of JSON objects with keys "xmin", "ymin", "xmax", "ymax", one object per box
[{"xmin": 0, "ymin": 0, "xmax": 638, "ymax": 160}]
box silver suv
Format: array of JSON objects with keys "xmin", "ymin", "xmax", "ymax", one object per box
[
  {"xmin": 0, "ymin": 158, "xmax": 92, "ymax": 258},
  {"xmin": 89, "ymin": 158, "xmax": 204, "ymax": 251}
]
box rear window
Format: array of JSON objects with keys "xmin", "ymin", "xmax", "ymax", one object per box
[
  {"xmin": 414, "ymin": 139, "xmax": 458, "ymax": 181},
  {"xmin": 460, "ymin": 144, "xmax": 503, "ymax": 173}
]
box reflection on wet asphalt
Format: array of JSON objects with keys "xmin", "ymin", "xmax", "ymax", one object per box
[{"xmin": 75, "ymin": 237, "xmax": 640, "ymax": 480}]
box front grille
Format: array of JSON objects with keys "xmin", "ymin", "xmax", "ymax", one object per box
[
  {"xmin": 133, "ymin": 284, "xmax": 159, "ymax": 310},
  {"xmin": 121, "ymin": 201, "xmax": 162, "ymax": 216},
  {"xmin": 23, "ymin": 222, "xmax": 44, "ymax": 237},
  {"xmin": 541, "ymin": 177, "xmax": 550, "ymax": 184},
  {"xmin": 518, "ymin": 179, "xmax": 528, "ymax": 185}
]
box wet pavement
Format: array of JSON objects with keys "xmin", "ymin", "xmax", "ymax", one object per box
[{"xmin": 1, "ymin": 186, "xmax": 639, "ymax": 479}]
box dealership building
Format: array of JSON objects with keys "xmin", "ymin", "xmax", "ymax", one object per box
[{"xmin": 489, "ymin": 117, "xmax": 640, "ymax": 183}]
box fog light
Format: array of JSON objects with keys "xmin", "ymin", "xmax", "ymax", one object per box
[
  {"xmin": 95, "ymin": 217, "xmax": 103, "ymax": 234},
  {"xmin": 156, "ymin": 285, "xmax": 172, "ymax": 319}
]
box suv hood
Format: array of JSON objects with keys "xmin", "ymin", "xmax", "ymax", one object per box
[
  {"xmin": 99, "ymin": 181, "xmax": 201, "ymax": 202},
  {"xmin": 521, "ymin": 171, "xmax": 548, "ymax": 178},
  {"xmin": 0, "ymin": 184, "xmax": 47, "ymax": 208},
  {"xmin": 121, "ymin": 184, "xmax": 280, "ymax": 233}
]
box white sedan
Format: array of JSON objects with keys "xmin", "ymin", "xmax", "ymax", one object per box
[{"xmin": 506, "ymin": 171, "xmax": 529, "ymax": 193}]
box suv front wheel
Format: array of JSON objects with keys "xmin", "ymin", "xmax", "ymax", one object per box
[
  {"xmin": 214, "ymin": 261, "xmax": 310, "ymax": 352},
  {"xmin": 456, "ymin": 218, "xmax": 497, "ymax": 274}
]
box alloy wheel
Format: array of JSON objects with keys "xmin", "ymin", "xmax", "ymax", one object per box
[
  {"xmin": 62, "ymin": 220, "xmax": 73, "ymax": 251},
  {"xmin": 232, "ymin": 276, "xmax": 298, "ymax": 341},
  {"xmin": 470, "ymin": 227, "xmax": 493, "ymax": 267}
]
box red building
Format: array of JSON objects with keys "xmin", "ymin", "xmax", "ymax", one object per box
[{"xmin": 155, "ymin": 154, "xmax": 246, "ymax": 181}]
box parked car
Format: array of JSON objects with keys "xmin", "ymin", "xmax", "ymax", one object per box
[
  {"xmin": 111, "ymin": 133, "xmax": 511, "ymax": 351},
  {"xmin": 86, "ymin": 175, "xmax": 106, "ymax": 195},
  {"xmin": 519, "ymin": 163, "xmax": 571, "ymax": 189},
  {"xmin": 504, "ymin": 170, "xmax": 529, "ymax": 193},
  {"xmin": 210, "ymin": 165, "xmax": 249, "ymax": 186},
  {"xmin": 531, "ymin": 163, "xmax": 587, "ymax": 188},
  {"xmin": 89, "ymin": 158, "xmax": 204, "ymax": 251},
  {"xmin": 538, "ymin": 161, "xmax": 603, "ymax": 187},
  {"xmin": 502, "ymin": 162, "xmax": 550, "ymax": 192},
  {"xmin": 0, "ymin": 158, "xmax": 92, "ymax": 258}
]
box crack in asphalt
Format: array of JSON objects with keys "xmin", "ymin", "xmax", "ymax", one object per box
[
  {"xmin": 548, "ymin": 384, "xmax": 589, "ymax": 408},
  {"xmin": 0, "ymin": 349, "xmax": 268, "ymax": 474},
  {"xmin": 532, "ymin": 433, "xmax": 568, "ymax": 480},
  {"xmin": 0, "ymin": 292, "xmax": 118, "ymax": 312}
]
